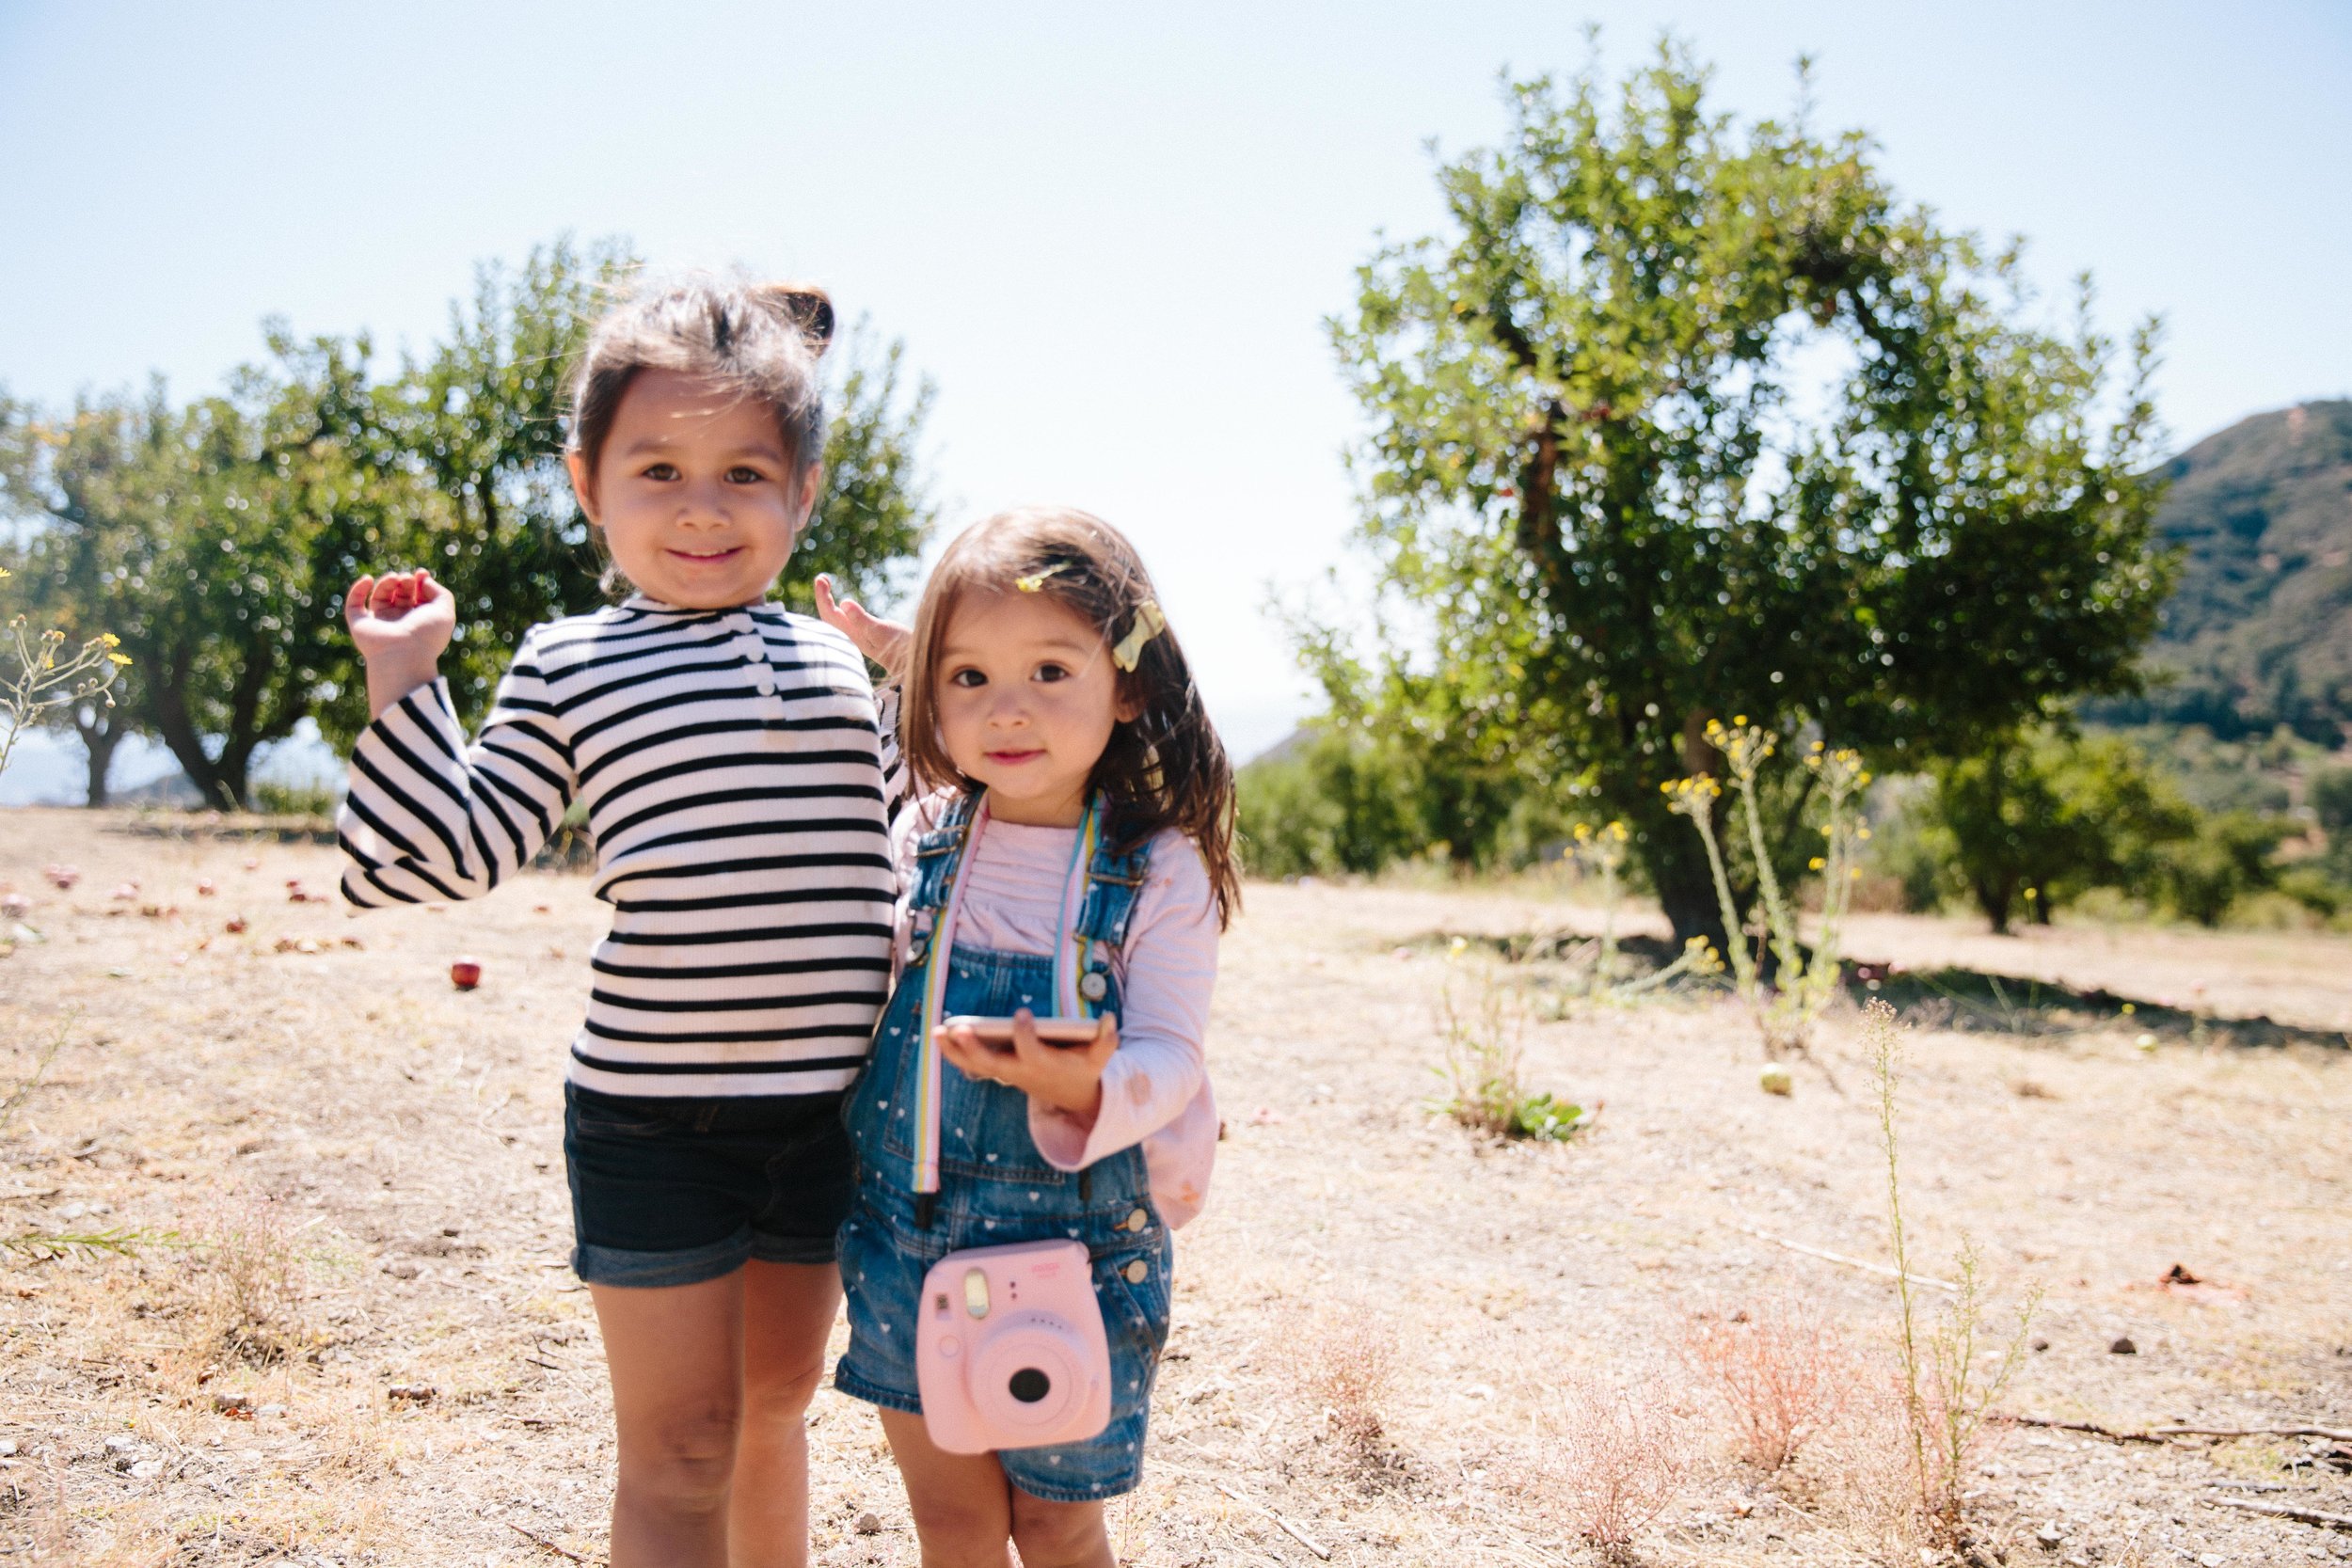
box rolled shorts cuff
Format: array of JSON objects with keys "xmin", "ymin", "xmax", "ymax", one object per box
[
  {"xmin": 831, "ymin": 1361, "xmax": 923, "ymax": 1416},
  {"xmin": 572, "ymin": 1224, "xmax": 837, "ymax": 1289}
]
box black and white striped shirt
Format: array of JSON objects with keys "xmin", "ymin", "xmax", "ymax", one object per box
[{"xmin": 337, "ymin": 594, "xmax": 904, "ymax": 1098}]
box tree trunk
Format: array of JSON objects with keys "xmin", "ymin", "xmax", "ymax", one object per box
[
  {"xmin": 75, "ymin": 708, "xmax": 124, "ymax": 808},
  {"xmin": 1630, "ymin": 795, "xmax": 1736, "ymax": 955},
  {"xmin": 140, "ymin": 675, "xmax": 242, "ymax": 811},
  {"xmin": 1974, "ymin": 876, "xmax": 2013, "ymax": 936}
]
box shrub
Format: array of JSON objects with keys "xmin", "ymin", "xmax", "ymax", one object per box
[
  {"xmin": 1279, "ymin": 1299, "xmax": 1399, "ymax": 1462},
  {"xmin": 2158, "ymin": 808, "xmax": 2291, "ymax": 926},
  {"xmin": 194, "ymin": 1196, "xmax": 310, "ymax": 1365},
  {"xmin": 1679, "ymin": 1297, "xmax": 1854, "ymax": 1471},
  {"xmin": 251, "ymin": 777, "xmax": 340, "ymax": 817},
  {"xmin": 1528, "ymin": 1375, "xmax": 1687, "ymax": 1550},
  {"xmin": 1235, "ymin": 723, "xmax": 1422, "ymax": 879},
  {"xmin": 1432, "ymin": 957, "xmax": 1590, "ymax": 1140}
]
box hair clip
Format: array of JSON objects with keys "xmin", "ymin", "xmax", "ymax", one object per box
[
  {"xmin": 1014, "ymin": 563, "xmax": 1071, "ymax": 593},
  {"xmin": 1111, "ymin": 600, "xmax": 1167, "ymax": 672}
]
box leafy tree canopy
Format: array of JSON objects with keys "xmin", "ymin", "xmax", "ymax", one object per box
[{"xmin": 1302, "ymin": 40, "xmax": 2177, "ymax": 942}]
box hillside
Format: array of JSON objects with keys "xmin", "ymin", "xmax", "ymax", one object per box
[{"xmin": 2122, "ymin": 399, "xmax": 2352, "ymax": 741}]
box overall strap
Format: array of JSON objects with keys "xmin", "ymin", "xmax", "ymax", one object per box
[
  {"xmin": 905, "ymin": 791, "xmax": 980, "ymax": 918},
  {"xmin": 1074, "ymin": 817, "xmax": 1154, "ymax": 948}
]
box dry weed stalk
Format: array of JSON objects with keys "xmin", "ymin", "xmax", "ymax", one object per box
[
  {"xmin": 0, "ymin": 562, "xmax": 130, "ymax": 783},
  {"xmin": 1663, "ymin": 721, "xmax": 1868, "ymax": 1060},
  {"xmin": 1528, "ymin": 1376, "xmax": 1687, "ymax": 1551},
  {"xmin": 1280, "ymin": 1299, "xmax": 1400, "ymax": 1460},
  {"xmin": 1867, "ymin": 999, "xmax": 2042, "ymax": 1548},
  {"xmin": 1558, "ymin": 821, "xmax": 1724, "ymax": 1006},
  {"xmin": 1678, "ymin": 1296, "xmax": 1854, "ymax": 1471}
]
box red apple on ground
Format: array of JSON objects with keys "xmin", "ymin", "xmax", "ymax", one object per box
[{"xmin": 450, "ymin": 958, "xmax": 483, "ymax": 990}]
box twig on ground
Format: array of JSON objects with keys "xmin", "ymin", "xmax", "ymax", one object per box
[
  {"xmin": 2201, "ymin": 1496, "xmax": 2352, "ymax": 1531},
  {"xmin": 506, "ymin": 1521, "xmax": 600, "ymax": 1564},
  {"xmin": 1741, "ymin": 1227, "xmax": 1958, "ymax": 1291},
  {"xmin": 2008, "ymin": 1415, "xmax": 2352, "ymax": 1444},
  {"xmin": 2155, "ymin": 1423, "xmax": 2352, "ymax": 1441},
  {"xmin": 2003, "ymin": 1416, "xmax": 2168, "ymax": 1445},
  {"xmin": 1210, "ymin": 1481, "xmax": 1332, "ymax": 1560}
]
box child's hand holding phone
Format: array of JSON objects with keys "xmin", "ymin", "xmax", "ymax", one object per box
[{"xmin": 937, "ymin": 1009, "xmax": 1118, "ymax": 1128}]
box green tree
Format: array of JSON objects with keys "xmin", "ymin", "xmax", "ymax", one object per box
[
  {"xmin": 1308, "ymin": 43, "xmax": 2174, "ymax": 945},
  {"xmin": 0, "ymin": 402, "xmax": 136, "ymax": 804},
  {"xmin": 2311, "ymin": 765, "xmax": 2352, "ymax": 840},
  {"xmin": 2158, "ymin": 809, "xmax": 2289, "ymax": 927},
  {"xmin": 1236, "ymin": 723, "xmax": 1430, "ymax": 878},
  {"xmin": 2, "ymin": 341, "xmax": 441, "ymax": 810},
  {"xmin": 348, "ymin": 238, "xmax": 634, "ymax": 747},
  {"xmin": 1929, "ymin": 727, "xmax": 2196, "ymax": 933}
]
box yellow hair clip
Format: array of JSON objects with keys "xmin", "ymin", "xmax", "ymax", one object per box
[
  {"xmin": 1014, "ymin": 563, "xmax": 1071, "ymax": 593},
  {"xmin": 1111, "ymin": 599, "xmax": 1167, "ymax": 672}
]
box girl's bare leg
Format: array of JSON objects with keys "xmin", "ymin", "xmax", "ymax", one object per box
[
  {"xmin": 876, "ymin": 1408, "xmax": 1015, "ymax": 1568},
  {"xmin": 593, "ymin": 1274, "xmax": 745, "ymax": 1568},
  {"xmin": 592, "ymin": 1263, "xmax": 838, "ymax": 1568},
  {"xmin": 729, "ymin": 1260, "xmax": 842, "ymax": 1568},
  {"xmin": 875, "ymin": 1409, "xmax": 1114, "ymax": 1568},
  {"xmin": 1007, "ymin": 1491, "xmax": 1115, "ymax": 1568}
]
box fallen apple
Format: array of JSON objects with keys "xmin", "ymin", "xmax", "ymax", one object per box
[{"xmin": 450, "ymin": 958, "xmax": 483, "ymax": 990}]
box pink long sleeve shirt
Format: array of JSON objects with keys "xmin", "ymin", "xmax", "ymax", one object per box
[{"xmin": 893, "ymin": 798, "xmax": 1222, "ymax": 1228}]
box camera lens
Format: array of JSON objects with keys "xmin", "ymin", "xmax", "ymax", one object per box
[{"xmin": 1008, "ymin": 1368, "xmax": 1052, "ymax": 1404}]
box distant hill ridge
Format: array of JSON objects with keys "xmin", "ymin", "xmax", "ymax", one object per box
[{"xmin": 2113, "ymin": 399, "xmax": 2352, "ymax": 742}]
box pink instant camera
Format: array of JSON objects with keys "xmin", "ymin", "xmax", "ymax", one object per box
[{"xmin": 915, "ymin": 1239, "xmax": 1111, "ymax": 1453}]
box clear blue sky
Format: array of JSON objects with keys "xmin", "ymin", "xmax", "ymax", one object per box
[{"xmin": 3, "ymin": 1, "xmax": 2348, "ymax": 800}]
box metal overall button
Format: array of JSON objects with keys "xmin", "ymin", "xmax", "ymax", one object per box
[
  {"xmin": 1122, "ymin": 1208, "xmax": 1149, "ymax": 1233},
  {"xmin": 1079, "ymin": 971, "xmax": 1108, "ymax": 1003},
  {"xmin": 1122, "ymin": 1259, "xmax": 1150, "ymax": 1285}
]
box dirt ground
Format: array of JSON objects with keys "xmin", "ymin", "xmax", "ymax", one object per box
[{"xmin": 2, "ymin": 808, "xmax": 2348, "ymax": 1567}]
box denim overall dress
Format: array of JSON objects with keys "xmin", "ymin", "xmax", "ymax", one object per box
[{"xmin": 834, "ymin": 796, "xmax": 1175, "ymax": 1501}]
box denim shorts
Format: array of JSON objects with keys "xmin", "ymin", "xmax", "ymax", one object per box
[
  {"xmin": 562, "ymin": 1083, "xmax": 854, "ymax": 1289},
  {"xmin": 834, "ymin": 1174, "xmax": 1174, "ymax": 1502}
]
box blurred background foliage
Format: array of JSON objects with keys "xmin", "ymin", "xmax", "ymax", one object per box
[{"xmin": 0, "ymin": 237, "xmax": 938, "ymax": 809}]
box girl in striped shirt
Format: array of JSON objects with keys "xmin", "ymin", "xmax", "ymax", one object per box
[{"xmin": 339, "ymin": 277, "xmax": 894, "ymax": 1567}]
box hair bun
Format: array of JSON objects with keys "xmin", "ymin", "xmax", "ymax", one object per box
[{"xmin": 754, "ymin": 282, "xmax": 835, "ymax": 356}]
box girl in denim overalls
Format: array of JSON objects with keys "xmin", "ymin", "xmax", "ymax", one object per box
[{"xmin": 818, "ymin": 507, "xmax": 1237, "ymax": 1567}]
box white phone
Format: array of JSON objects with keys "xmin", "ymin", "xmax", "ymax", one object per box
[{"xmin": 939, "ymin": 1015, "xmax": 1103, "ymax": 1048}]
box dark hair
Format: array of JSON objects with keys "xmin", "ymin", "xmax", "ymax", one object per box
[
  {"xmin": 568, "ymin": 276, "xmax": 834, "ymax": 481},
  {"xmin": 901, "ymin": 508, "xmax": 1240, "ymax": 927}
]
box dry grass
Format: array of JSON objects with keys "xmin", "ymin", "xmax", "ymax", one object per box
[
  {"xmin": 1522, "ymin": 1374, "xmax": 1688, "ymax": 1551},
  {"xmin": 1275, "ymin": 1298, "xmax": 1400, "ymax": 1465},
  {"xmin": 1678, "ymin": 1295, "xmax": 1855, "ymax": 1472},
  {"xmin": 3, "ymin": 809, "xmax": 2350, "ymax": 1564}
]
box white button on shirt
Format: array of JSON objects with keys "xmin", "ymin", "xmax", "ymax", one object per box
[{"xmin": 730, "ymin": 613, "xmax": 777, "ymax": 696}]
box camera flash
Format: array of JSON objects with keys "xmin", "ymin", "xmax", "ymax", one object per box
[{"xmin": 962, "ymin": 1268, "xmax": 992, "ymax": 1319}]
